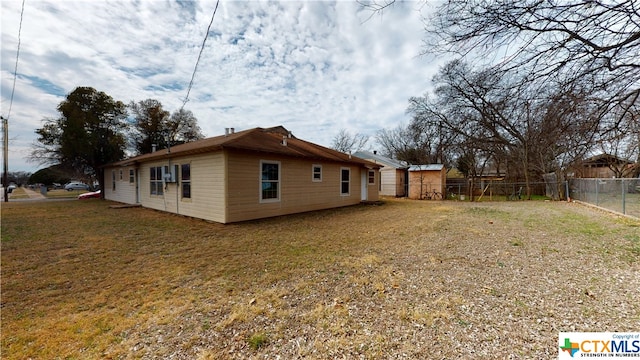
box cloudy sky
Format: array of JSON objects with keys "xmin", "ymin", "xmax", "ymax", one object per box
[{"xmin": 1, "ymin": 0, "xmax": 444, "ymax": 173}]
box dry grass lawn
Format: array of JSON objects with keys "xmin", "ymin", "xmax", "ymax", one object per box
[{"xmin": 1, "ymin": 198, "xmax": 639, "ymax": 359}]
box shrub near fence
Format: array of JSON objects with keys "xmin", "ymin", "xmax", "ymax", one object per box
[{"xmin": 569, "ymin": 178, "xmax": 640, "ymax": 218}]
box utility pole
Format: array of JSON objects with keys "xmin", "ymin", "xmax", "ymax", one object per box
[{"xmin": 2, "ymin": 116, "xmax": 8, "ymax": 202}]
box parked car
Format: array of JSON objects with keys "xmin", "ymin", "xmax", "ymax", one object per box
[
  {"xmin": 78, "ymin": 190, "xmax": 101, "ymax": 199},
  {"xmin": 64, "ymin": 182, "xmax": 90, "ymax": 191}
]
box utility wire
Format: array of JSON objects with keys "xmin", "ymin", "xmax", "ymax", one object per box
[
  {"xmin": 7, "ymin": 0, "xmax": 26, "ymax": 120},
  {"xmin": 181, "ymin": 0, "xmax": 220, "ymax": 111}
]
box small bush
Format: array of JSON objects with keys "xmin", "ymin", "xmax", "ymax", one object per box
[{"xmin": 248, "ymin": 332, "xmax": 268, "ymax": 350}]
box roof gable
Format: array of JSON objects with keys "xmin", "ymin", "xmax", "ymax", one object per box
[{"xmin": 582, "ymin": 154, "xmax": 633, "ymax": 166}]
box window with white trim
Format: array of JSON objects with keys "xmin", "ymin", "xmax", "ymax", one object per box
[
  {"xmin": 119, "ymin": 169, "xmax": 123, "ymax": 181},
  {"xmin": 312, "ymin": 164, "xmax": 322, "ymax": 182},
  {"xmin": 150, "ymin": 166, "xmax": 163, "ymax": 195},
  {"xmin": 340, "ymin": 167, "xmax": 350, "ymax": 195},
  {"xmin": 181, "ymin": 164, "xmax": 191, "ymax": 199},
  {"xmin": 129, "ymin": 169, "xmax": 135, "ymax": 183},
  {"xmin": 368, "ymin": 170, "xmax": 375, "ymax": 185},
  {"xmin": 260, "ymin": 160, "xmax": 280, "ymax": 202},
  {"xmin": 112, "ymin": 170, "xmax": 116, "ymax": 191}
]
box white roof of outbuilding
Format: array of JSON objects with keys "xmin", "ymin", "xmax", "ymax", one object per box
[
  {"xmin": 352, "ymin": 151, "xmax": 408, "ymax": 169},
  {"xmin": 408, "ymin": 164, "xmax": 444, "ymax": 171}
]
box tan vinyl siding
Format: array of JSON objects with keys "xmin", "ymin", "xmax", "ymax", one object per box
[
  {"xmin": 379, "ymin": 168, "xmax": 398, "ymax": 197},
  {"xmin": 137, "ymin": 152, "xmax": 226, "ymax": 223},
  {"xmin": 176, "ymin": 152, "xmax": 226, "ymax": 222},
  {"xmin": 226, "ymin": 151, "xmax": 364, "ymax": 223},
  {"xmin": 366, "ymin": 170, "xmax": 379, "ymax": 202},
  {"xmin": 139, "ymin": 162, "xmax": 170, "ymax": 212},
  {"xmin": 103, "ymin": 165, "xmax": 137, "ymax": 204},
  {"xmin": 105, "ymin": 149, "xmax": 378, "ymax": 223}
]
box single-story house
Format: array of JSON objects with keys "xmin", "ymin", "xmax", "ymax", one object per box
[
  {"xmin": 352, "ymin": 151, "xmax": 408, "ymax": 197},
  {"xmin": 407, "ymin": 164, "xmax": 446, "ymax": 200},
  {"xmin": 103, "ymin": 126, "xmax": 380, "ymax": 223},
  {"xmin": 574, "ymin": 154, "xmax": 637, "ymax": 178}
]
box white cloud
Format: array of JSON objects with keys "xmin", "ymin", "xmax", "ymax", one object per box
[{"xmin": 1, "ymin": 0, "xmax": 443, "ymax": 173}]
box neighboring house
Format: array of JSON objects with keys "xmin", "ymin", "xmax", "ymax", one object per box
[
  {"xmin": 104, "ymin": 126, "xmax": 380, "ymax": 223},
  {"xmin": 574, "ymin": 154, "xmax": 637, "ymax": 178},
  {"xmin": 352, "ymin": 151, "xmax": 408, "ymax": 197},
  {"xmin": 407, "ymin": 164, "xmax": 446, "ymax": 200}
]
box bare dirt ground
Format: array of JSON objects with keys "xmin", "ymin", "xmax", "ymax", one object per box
[{"xmin": 1, "ymin": 198, "xmax": 639, "ymax": 359}]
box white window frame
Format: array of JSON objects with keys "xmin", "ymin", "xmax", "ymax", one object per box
[
  {"xmin": 150, "ymin": 166, "xmax": 163, "ymax": 196},
  {"xmin": 181, "ymin": 163, "xmax": 191, "ymax": 199},
  {"xmin": 340, "ymin": 167, "xmax": 350, "ymax": 196},
  {"xmin": 129, "ymin": 169, "xmax": 135, "ymax": 183},
  {"xmin": 260, "ymin": 160, "xmax": 281, "ymax": 203},
  {"xmin": 312, "ymin": 164, "xmax": 322, "ymax": 182}
]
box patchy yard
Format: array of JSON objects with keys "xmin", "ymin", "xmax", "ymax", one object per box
[{"xmin": 1, "ymin": 198, "xmax": 639, "ymax": 359}]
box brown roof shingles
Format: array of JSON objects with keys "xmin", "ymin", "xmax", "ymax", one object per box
[{"xmin": 108, "ymin": 126, "xmax": 379, "ymax": 168}]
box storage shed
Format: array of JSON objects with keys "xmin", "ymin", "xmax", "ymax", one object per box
[{"xmin": 408, "ymin": 164, "xmax": 446, "ymax": 200}]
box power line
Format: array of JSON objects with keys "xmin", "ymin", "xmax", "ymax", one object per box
[
  {"xmin": 7, "ymin": 0, "xmax": 26, "ymax": 121},
  {"xmin": 181, "ymin": 0, "xmax": 220, "ymax": 111}
]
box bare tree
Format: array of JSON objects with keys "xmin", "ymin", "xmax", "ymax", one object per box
[
  {"xmin": 594, "ymin": 101, "xmax": 640, "ymax": 178},
  {"xmin": 364, "ymin": 1, "xmax": 640, "ymax": 181},
  {"xmin": 375, "ymin": 125, "xmax": 432, "ymax": 164},
  {"xmin": 331, "ymin": 129, "xmax": 369, "ymax": 154},
  {"xmin": 408, "ymin": 60, "xmax": 602, "ymax": 197},
  {"xmin": 423, "ymin": 0, "xmax": 640, "ymax": 129},
  {"xmin": 425, "ymin": 3, "xmax": 639, "ymax": 73}
]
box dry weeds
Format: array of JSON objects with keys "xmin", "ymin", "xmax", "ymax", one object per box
[{"xmin": 1, "ymin": 198, "xmax": 639, "ymax": 359}]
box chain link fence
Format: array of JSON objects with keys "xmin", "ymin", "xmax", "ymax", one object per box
[
  {"xmin": 568, "ymin": 178, "xmax": 640, "ymax": 218},
  {"xmin": 445, "ymin": 179, "xmax": 557, "ymax": 201},
  {"xmin": 444, "ymin": 177, "xmax": 640, "ymax": 219}
]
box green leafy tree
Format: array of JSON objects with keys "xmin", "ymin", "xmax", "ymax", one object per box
[
  {"xmin": 129, "ymin": 100, "xmax": 204, "ymax": 155},
  {"xmin": 32, "ymin": 87, "xmax": 128, "ymax": 197},
  {"xmin": 168, "ymin": 108, "xmax": 204, "ymax": 145},
  {"xmin": 28, "ymin": 165, "xmax": 71, "ymax": 187},
  {"xmin": 129, "ymin": 99, "xmax": 171, "ymax": 154}
]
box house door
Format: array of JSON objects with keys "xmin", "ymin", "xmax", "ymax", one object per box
[{"xmin": 361, "ymin": 171, "xmax": 367, "ymax": 201}]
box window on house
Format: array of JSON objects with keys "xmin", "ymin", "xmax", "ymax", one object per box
[
  {"xmin": 261, "ymin": 161, "xmax": 280, "ymax": 202},
  {"xmin": 340, "ymin": 168, "xmax": 350, "ymax": 195},
  {"xmin": 150, "ymin": 166, "xmax": 163, "ymax": 195},
  {"xmin": 181, "ymin": 164, "xmax": 191, "ymax": 199},
  {"xmin": 112, "ymin": 170, "xmax": 116, "ymax": 191},
  {"xmin": 119, "ymin": 169, "xmax": 123, "ymax": 181},
  {"xmin": 312, "ymin": 164, "xmax": 322, "ymax": 182},
  {"xmin": 129, "ymin": 169, "xmax": 135, "ymax": 183},
  {"xmin": 368, "ymin": 170, "xmax": 375, "ymax": 185}
]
